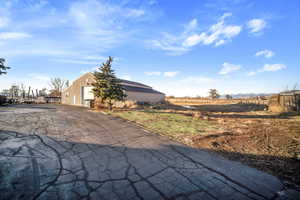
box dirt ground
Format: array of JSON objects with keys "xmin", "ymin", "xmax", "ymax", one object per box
[
  {"xmin": 151, "ymin": 103, "xmax": 300, "ymax": 186},
  {"xmin": 193, "ymin": 113, "xmax": 300, "ymax": 185}
]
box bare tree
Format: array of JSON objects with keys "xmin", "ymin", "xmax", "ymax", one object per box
[
  {"xmin": 49, "ymin": 78, "xmax": 68, "ymax": 97},
  {"xmin": 209, "ymin": 89, "xmax": 220, "ymax": 99},
  {"xmin": 9, "ymin": 85, "xmax": 19, "ymax": 98},
  {"xmin": 282, "ymin": 83, "xmax": 299, "ymax": 92},
  {"xmin": 65, "ymin": 80, "xmax": 69, "ymax": 87},
  {"xmin": 19, "ymin": 84, "xmax": 26, "ymax": 98},
  {"xmin": 27, "ymin": 86, "xmax": 31, "ymax": 98},
  {"xmin": 39, "ymin": 88, "xmax": 48, "ymax": 96},
  {"xmin": 225, "ymin": 94, "xmax": 233, "ymax": 99},
  {"xmin": 293, "ymin": 83, "xmax": 298, "ymax": 91}
]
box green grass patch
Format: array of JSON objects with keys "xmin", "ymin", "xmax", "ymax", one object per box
[{"xmin": 111, "ymin": 109, "xmax": 220, "ymax": 140}]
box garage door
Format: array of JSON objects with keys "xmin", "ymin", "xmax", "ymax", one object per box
[{"xmin": 83, "ymin": 86, "xmax": 94, "ymax": 100}]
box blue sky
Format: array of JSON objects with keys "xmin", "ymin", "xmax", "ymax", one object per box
[{"xmin": 0, "ymin": 0, "xmax": 299, "ymax": 96}]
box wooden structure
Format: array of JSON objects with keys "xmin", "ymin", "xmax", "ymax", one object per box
[{"xmin": 268, "ymin": 90, "xmax": 300, "ymax": 112}]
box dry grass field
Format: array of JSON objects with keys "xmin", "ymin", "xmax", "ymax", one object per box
[
  {"xmin": 110, "ymin": 102, "xmax": 300, "ymax": 186},
  {"xmin": 166, "ymin": 97, "xmax": 269, "ymax": 106}
]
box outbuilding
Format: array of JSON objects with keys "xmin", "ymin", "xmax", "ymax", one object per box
[
  {"xmin": 268, "ymin": 90, "xmax": 300, "ymax": 112},
  {"xmin": 61, "ymin": 73, "xmax": 165, "ymax": 107}
]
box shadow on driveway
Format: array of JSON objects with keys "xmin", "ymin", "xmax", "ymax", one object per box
[{"xmin": 1, "ymin": 130, "xmax": 299, "ymax": 200}]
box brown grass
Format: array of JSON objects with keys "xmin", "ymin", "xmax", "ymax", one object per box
[
  {"xmin": 111, "ymin": 103, "xmax": 300, "ymax": 185},
  {"xmin": 166, "ymin": 97, "xmax": 269, "ymax": 106}
]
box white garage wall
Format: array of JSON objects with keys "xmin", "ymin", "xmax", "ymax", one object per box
[{"xmin": 83, "ymin": 86, "xmax": 94, "ymax": 100}]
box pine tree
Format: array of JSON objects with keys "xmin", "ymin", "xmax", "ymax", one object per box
[
  {"xmin": 0, "ymin": 58, "xmax": 10, "ymax": 75},
  {"xmin": 92, "ymin": 56, "xmax": 126, "ymax": 110}
]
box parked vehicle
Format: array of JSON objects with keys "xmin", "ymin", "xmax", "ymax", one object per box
[{"xmin": 0, "ymin": 95, "xmax": 7, "ymax": 105}]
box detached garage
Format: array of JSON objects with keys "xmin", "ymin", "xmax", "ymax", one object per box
[{"xmin": 62, "ymin": 73, "xmax": 165, "ymax": 107}]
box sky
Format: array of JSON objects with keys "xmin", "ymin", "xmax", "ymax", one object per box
[{"xmin": 0, "ymin": 0, "xmax": 299, "ymax": 97}]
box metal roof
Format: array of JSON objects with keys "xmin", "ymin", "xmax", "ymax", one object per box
[
  {"xmin": 122, "ymin": 85, "xmax": 164, "ymax": 94},
  {"xmin": 64, "ymin": 73, "xmax": 164, "ymax": 95},
  {"xmin": 119, "ymin": 79, "xmax": 151, "ymax": 88}
]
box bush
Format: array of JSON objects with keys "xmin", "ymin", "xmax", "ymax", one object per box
[{"xmin": 0, "ymin": 95, "xmax": 7, "ymax": 105}]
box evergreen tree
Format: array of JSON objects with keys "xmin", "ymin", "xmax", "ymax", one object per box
[
  {"xmin": 0, "ymin": 58, "xmax": 10, "ymax": 75},
  {"xmin": 92, "ymin": 56, "xmax": 126, "ymax": 110}
]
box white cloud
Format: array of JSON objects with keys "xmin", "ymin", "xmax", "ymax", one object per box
[
  {"xmin": 145, "ymin": 71, "xmax": 181, "ymax": 77},
  {"xmin": 247, "ymin": 19, "xmax": 266, "ymax": 34},
  {"xmin": 51, "ymin": 59, "xmax": 99, "ymax": 65},
  {"xmin": 2, "ymin": 49, "xmax": 77, "ymax": 57},
  {"xmin": 145, "ymin": 71, "xmax": 161, "ymax": 76},
  {"xmin": 247, "ymin": 71, "xmax": 257, "ymax": 76},
  {"xmin": 0, "ymin": 32, "xmax": 31, "ymax": 40},
  {"xmin": 255, "ymin": 49, "xmax": 274, "ymax": 58},
  {"xmin": 0, "ymin": 0, "xmax": 155, "ymax": 61},
  {"xmin": 0, "ymin": 16, "xmax": 10, "ymax": 27},
  {"xmin": 0, "ymin": 75, "xmax": 51, "ymax": 91},
  {"xmin": 163, "ymin": 71, "xmax": 180, "ymax": 77},
  {"xmin": 28, "ymin": 73, "xmax": 51, "ymax": 81},
  {"xmin": 215, "ymin": 39, "xmax": 226, "ymax": 46},
  {"xmin": 262, "ymin": 64, "xmax": 286, "ymax": 72},
  {"xmin": 80, "ymin": 70, "xmax": 90, "ymax": 74},
  {"xmin": 27, "ymin": 0, "xmax": 49, "ymax": 11},
  {"xmin": 247, "ymin": 63, "xmax": 287, "ymax": 76},
  {"xmin": 148, "ymin": 75, "xmax": 217, "ymax": 97},
  {"xmin": 183, "ymin": 13, "xmax": 241, "ymax": 47},
  {"xmin": 151, "ymin": 13, "xmax": 242, "ymax": 55},
  {"xmin": 125, "ymin": 9, "xmax": 145, "ymax": 18},
  {"xmin": 185, "ymin": 18, "xmax": 198, "ymax": 32},
  {"xmin": 0, "ymin": 0, "xmax": 161, "ymax": 89},
  {"xmin": 80, "ymin": 67, "xmax": 99, "ymax": 74},
  {"xmin": 67, "ymin": 0, "xmax": 133, "ymax": 50},
  {"xmin": 148, "ymin": 0, "xmax": 158, "ymax": 5},
  {"xmin": 219, "ymin": 62, "xmax": 241, "ymax": 75},
  {"xmin": 182, "ymin": 76, "xmax": 215, "ymax": 84},
  {"xmin": 220, "ymin": 12, "xmax": 232, "ymax": 19},
  {"xmin": 183, "ymin": 33, "xmax": 206, "ymax": 47},
  {"xmin": 82, "ymin": 55, "xmax": 106, "ymax": 60},
  {"xmin": 150, "ymin": 37, "xmax": 189, "ymax": 56},
  {"xmin": 120, "ymin": 74, "xmax": 132, "ymax": 80}
]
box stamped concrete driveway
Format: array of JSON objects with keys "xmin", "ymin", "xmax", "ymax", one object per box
[{"xmin": 0, "ymin": 104, "xmax": 299, "ymax": 200}]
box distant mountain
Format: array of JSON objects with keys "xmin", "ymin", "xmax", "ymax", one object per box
[{"xmin": 221, "ymin": 93, "xmax": 275, "ymax": 99}]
